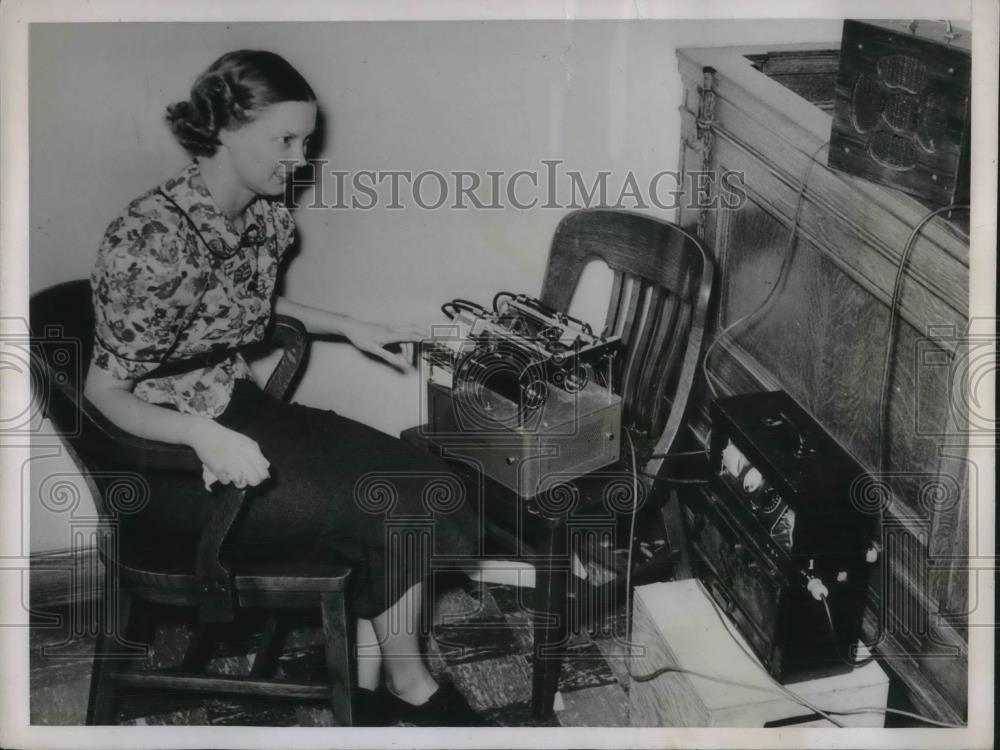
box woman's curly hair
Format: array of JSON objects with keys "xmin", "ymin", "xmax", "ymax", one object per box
[{"xmin": 165, "ymin": 50, "xmax": 316, "ymax": 157}]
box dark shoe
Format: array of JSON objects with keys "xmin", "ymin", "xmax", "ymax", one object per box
[
  {"xmin": 353, "ymin": 687, "xmax": 391, "ymax": 727},
  {"xmin": 379, "ymin": 682, "xmax": 489, "ymax": 727}
]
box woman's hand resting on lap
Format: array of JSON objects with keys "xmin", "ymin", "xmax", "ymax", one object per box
[{"xmin": 188, "ymin": 419, "xmax": 271, "ymax": 489}]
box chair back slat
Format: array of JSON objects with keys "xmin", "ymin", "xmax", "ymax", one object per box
[
  {"xmin": 619, "ymin": 284, "xmax": 664, "ymax": 429},
  {"xmin": 633, "ymin": 289, "xmax": 683, "ymax": 431},
  {"xmin": 602, "ymin": 270, "xmax": 625, "ymax": 338},
  {"xmin": 609, "ymin": 276, "xmax": 645, "ymax": 419},
  {"xmin": 646, "ymin": 298, "xmax": 692, "ymax": 434},
  {"xmin": 614, "ymin": 275, "xmax": 645, "ymax": 350},
  {"xmin": 538, "ymin": 210, "xmax": 713, "ymax": 453}
]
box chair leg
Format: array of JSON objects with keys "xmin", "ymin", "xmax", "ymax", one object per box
[
  {"xmin": 530, "ymin": 520, "xmax": 570, "ymax": 719},
  {"xmin": 320, "ymin": 591, "xmax": 354, "ymax": 727},
  {"xmin": 250, "ymin": 614, "xmax": 288, "ymax": 678},
  {"xmin": 86, "ymin": 588, "xmax": 137, "ymax": 725},
  {"xmin": 181, "ymin": 623, "xmax": 218, "ymax": 671}
]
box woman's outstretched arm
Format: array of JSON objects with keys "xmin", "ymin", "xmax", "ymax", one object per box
[{"xmin": 275, "ymin": 295, "xmax": 424, "ymax": 372}]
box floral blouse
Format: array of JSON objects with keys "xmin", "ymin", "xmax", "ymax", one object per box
[{"xmin": 91, "ymin": 162, "xmax": 296, "ymax": 417}]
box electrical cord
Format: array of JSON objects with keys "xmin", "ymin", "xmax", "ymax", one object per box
[
  {"xmin": 638, "ymin": 470, "xmax": 708, "ymax": 485},
  {"xmin": 622, "ymin": 433, "xmax": 847, "ymax": 727},
  {"xmin": 634, "ymin": 447, "xmax": 710, "ymax": 484},
  {"xmin": 876, "ymin": 203, "xmax": 969, "ymax": 474},
  {"xmin": 642, "ymin": 448, "xmax": 708, "ymax": 460},
  {"xmin": 441, "ymin": 298, "xmax": 488, "ymax": 319},
  {"xmin": 620, "ymin": 437, "xmax": 961, "ymax": 729},
  {"xmin": 702, "ymin": 571, "xmax": 963, "ymax": 728},
  {"xmin": 630, "ymin": 450, "xmax": 708, "ymax": 487},
  {"xmin": 492, "ymin": 290, "xmax": 516, "ymax": 312},
  {"xmin": 694, "ymin": 162, "xmax": 969, "ymax": 712},
  {"xmin": 699, "ymin": 570, "xmax": 848, "ymax": 728},
  {"xmin": 702, "ymin": 141, "xmax": 830, "ymax": 399},
  {"xmin": 630, "ymin": 668, "xmax": 961, "ymax": 727},
  {"xmin": 865, "ymin": 203, "xmax": 969, "ymax": 600},
  {"xmin": 820, "ymin": 596, "xmax": 877, "ymax": 668},
  {"xmin": 822, "ymin": 706, "xmax": 962, "ymax": 728}
]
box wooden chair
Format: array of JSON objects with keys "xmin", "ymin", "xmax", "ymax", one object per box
[
  {"xmin": 403, "ymin": 209, "xmax": 714, "ymax": 717},
  {"xmin": 29, "ymin": 280, "xmax": 354, "ymax": 726}
]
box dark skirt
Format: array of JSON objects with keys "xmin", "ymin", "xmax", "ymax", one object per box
[{"xmin": 122, "ymin": 380, "xmax": 482, "ymax": 619}]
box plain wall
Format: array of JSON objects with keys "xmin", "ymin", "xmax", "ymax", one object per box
[{"xmin": 28, "ymin": 19, "xmax": 845, "ymax": 553}]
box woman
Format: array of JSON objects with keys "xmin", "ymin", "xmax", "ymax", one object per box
[{"xmin": 85, "ymin": 49, "xmax": 483, "ymax": 727}]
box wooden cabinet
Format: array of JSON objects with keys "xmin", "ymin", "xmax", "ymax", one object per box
[{"xmin": 675, "ymin": 44, "xmax": 970, "ymax": 724}]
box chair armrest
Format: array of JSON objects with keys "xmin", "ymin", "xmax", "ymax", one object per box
[
  {"xmin": 41, "ymin": 316, "xmax": 309, "ymax": 623},
  {"xmin": 195, "ymin": 484, "xmax": 248, "ymax": 622},
  {"xmin": 78, "ymin": 397, "xmax": 204, "ymax": 472},
  {"xmin": 40, "ymin": 367, "xmax": 204, "ymax": 473},
  {"xmin": 262, "ymin": 314, "xmax": 308, "ymax": 400},
  {"xmin": 70, "ymin": 391, "xmax": 248, "ymax": 622},
  {"xmin": 64, "ymin": 314, "xmax": 307, "ymax": 470},
  {"xmin": 193, "ymin": 315, "xmax": 306, "ymax": 621},
  {"xmin": 76, "ymin": 390, "xmax": 249, "ymax": 622},
  {"xmin": 189, "ymin": 314, "xmax": 307, "ymax": 622},
  {"xmin": 181, "ymin": 314, "xmax": 308, "ymax": 623}
]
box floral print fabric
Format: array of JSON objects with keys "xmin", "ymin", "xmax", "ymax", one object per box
[{"xmin": 91, "ymin": 162, "xmax": 296, "ymax": 417}]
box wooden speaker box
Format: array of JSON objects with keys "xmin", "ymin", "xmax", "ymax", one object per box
[{"xmin": 828, "ymin": 19, "xmax": 971, "ymax": 205}]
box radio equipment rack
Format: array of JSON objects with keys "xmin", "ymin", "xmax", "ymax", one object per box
[{"xmin": 682, "ymin": 391, "xmax": 880, "ymax": 683}]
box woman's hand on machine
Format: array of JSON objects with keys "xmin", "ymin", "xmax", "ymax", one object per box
[
  {"xmin": 188, "ymin": 419, "xmax": 271, "ymax": 489},
  {"xmin": 343, "ymin": 320, "xmax": 426, "ymax": 372}
]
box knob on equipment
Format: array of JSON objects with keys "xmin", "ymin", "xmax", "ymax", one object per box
[{"xmin": 689, "ymin": 391, "xmax": 879, "ymax": 683}]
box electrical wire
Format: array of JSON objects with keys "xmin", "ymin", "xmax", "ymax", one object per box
[
  {"xmin": 642, "ymin": 448, "xmax": 708, "ymax": 460},
  {"xmin": 820, "ymin": 596, "xmax": 877, "ymax": 668},
  {"xmin": 622, "ymin": 433, "xmax": 846, "ymax": 727},
  {"xmin": 441, "ymin": 298, "xmax": 488, "ymax": 320},
  {"xmin": 822, "ymin": 706, "xmax": 963, "ymax": 728},
  {"xmin": 865, "ymin": 203, "xmax": 969, "ymax": 591},
  {"xmin": 621, "ymin": 372, "xmax": 962, "ymax": 730},
  {"xmin": 698, "ymin": 572, "xmax": 848, "ymax": 728},
  {"xmin": 701, "ymin": 141, "xmax": 830, "ymax": 399},
  {"xmin": 630, "ymin": 666, "xmax": 962, "ymax": 727},
  {"xmin": 694, "ymin": 170, "xmax": 969, "ymax": 713},
  {"xmin": 876, "ymin": 203, "xmax": 969, "ymax": 474},
  {"xmin": 638, "ymin": 470, "xmax": 708, "ymax": 485},
  {"xmin": 633, "ymin": 447, "xmax": 710, "ymax": 484},
  {"xmin": 620, "ymin": 435, "xmax": 961, "ymax": 728},
  {"xmin": 492, "ymin": 290, "xmax": 516, "ymax": 312}
]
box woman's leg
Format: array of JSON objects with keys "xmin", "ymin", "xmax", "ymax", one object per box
[
  {"xmin": 371, "ymin": 581, "xmax": 439, "ymax": 705},
  {"xmin": 203, "ymin": 385, "xmax": 480, "ymax": 708},
  {"xmin": 355, "ymin": 619, "xmax": 382, "ymax": 691}
]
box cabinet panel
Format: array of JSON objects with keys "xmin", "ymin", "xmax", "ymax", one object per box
[{"xmin": 715, "ymin": 196, "xmax": 957, "ymax": 519}]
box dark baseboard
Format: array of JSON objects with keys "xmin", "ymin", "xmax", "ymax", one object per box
[{"xmin": 30, "ymin": 546, "xmax": 104, "ymax": 610}]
